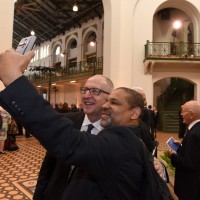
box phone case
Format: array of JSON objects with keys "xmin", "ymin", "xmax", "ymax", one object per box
[
  {"xmin": 16, "ymin": 36, "xmax": 37, "ymax": 55},
  {"xmin": 166, "ymin": 137, "xmax": 181, "ymax": 152}
]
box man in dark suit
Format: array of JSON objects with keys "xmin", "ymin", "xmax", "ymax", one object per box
[
  {"xmin": 131, "ymin": 87, "xmax": 155, "ymax": 150},
  {"xmin": 0, "ymin": 50, "xmax": 164, "ymax": 200},
  {"xmin": 168, "ymin": 100, "xmax": 200, "ymax": 200},
  {"xmin": 33, "ymin": 74, "xmax": 114, "ymax": 200}
]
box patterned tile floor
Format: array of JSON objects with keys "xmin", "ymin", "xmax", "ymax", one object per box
[
  {"xmin": 0, "ymin": 136, "xmax": 46, "ymax": 200},
  {"xmin": 0, "ymin": 131, "xmax": 179, "ymax": 200}
]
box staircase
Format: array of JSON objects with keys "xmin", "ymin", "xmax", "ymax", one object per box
[{"xmin": 163, "ymin": 89, "xmax": 184, "ymax": 132}]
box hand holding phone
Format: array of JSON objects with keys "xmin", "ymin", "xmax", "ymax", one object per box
[
  {"xmin": 16, "ymin": 36, "xmax": 37, "ymax": 55},
  {"xmin": 166, "ymin": 137, "xmax": 181, "ymax": 152}
]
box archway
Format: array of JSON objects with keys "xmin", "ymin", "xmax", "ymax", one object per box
[{"xmin": 153, "ymin": 77, "xmax": 194, "ymax": 132}]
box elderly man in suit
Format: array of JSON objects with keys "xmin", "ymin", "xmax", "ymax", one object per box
[{"xmin": 168, "ymin": 100, "xmax": 200, "ymax": 200}]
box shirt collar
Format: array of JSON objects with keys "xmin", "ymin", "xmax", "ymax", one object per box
[
  {"xmin": 188, "ymin": 119, "xmax": 200, "ymax": 130},
  {"xmin": 81, "ymin": 115, "xmax": 104, "ymax": 134}
]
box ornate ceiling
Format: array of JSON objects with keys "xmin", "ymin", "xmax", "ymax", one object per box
[{"xmin": 13, "ymin": 0, "xmax": 103, "ymax": 48}]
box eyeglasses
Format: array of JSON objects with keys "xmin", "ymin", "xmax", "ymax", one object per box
[{"xmin": 80, "ymin": 87, "xmax": 110, "ymax": 95}]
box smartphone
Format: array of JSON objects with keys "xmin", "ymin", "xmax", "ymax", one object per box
[
  {"xmin": 166, "ymin": 137, "xmax": 181, "ymax": 152},
  {"xmin": 16, "ymin": 36, "xmax": 37, "ymax": 55}
]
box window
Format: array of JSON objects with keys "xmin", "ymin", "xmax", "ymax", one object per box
[{"xmin": 55, "ymin": 46, "xmax": 61, "ymax": 55}]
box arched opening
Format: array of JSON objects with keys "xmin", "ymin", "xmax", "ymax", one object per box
[{"xmin": 153, "ymin": 77, "xmax": 194, "ymax": 132}]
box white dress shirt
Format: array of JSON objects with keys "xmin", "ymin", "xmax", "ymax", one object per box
[{"xmin": 80, "ymin": 114, "xmax": 104, "ymax": 135}]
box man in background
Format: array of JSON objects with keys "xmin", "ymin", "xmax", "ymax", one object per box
[
  {"xmin": 178, "ymin": 108, "xmax": 187, "ymax": 138},
  {"xmin": 148, "ymin": 105, "xmax": 155, "ymax": 138},
  {"xmin": 168, "ymin": 100, "xmax": 200, "ymax": 200},
  {"xmin": 132, "ymin": 87, "xmax": 156, "ymax": 153}
]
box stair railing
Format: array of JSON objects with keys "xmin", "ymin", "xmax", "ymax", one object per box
[{"xmin": 157, "ymin": 85, "xmax": 176, "ymax": 131}]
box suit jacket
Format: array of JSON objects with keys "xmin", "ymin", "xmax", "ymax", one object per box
[
  {"xmin": 33, "ymin": 112, "xmax": 85, "ymax": 200},
  {"xmin": 142, "ymin": 107, "xmax": 151, "ymax": 129},
  {"xmin": 139, "ymin": 121, "xmax": 155, "ymax": 153},
  {"xmin": 0, "ymin": 76, "xmax": 148, "ymax": 200},
  {"xmin": 171, "ymin": 121, "xmax": 200, "ymax": 200},
  {"xmin": 35, "ymin": 114, "xmax": 156, "ymax": 200}
]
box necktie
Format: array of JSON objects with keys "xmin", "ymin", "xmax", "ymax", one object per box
[{"xmin": 87, "ymin": 124, "xmax": 94, "ymax": 134}]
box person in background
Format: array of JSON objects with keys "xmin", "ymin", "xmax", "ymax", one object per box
[
  {"xmin": 78, "ymin": 103, "xmax": 84, "ymax": 112},
  {"xmin": 153, "ymin": 106, "xmax": 159, "ymax": 138},
  {"xmin": 132, "ymin": 87, "xmax": 168, "ymax": 181},
  {"xmin": 59, "ymin": 102, "xmax": 70, "ymax": 113},
  {"xmin": 25, "ymin": 129, "xmax": 31, "ymax": 138},
  {"xmin": 54, "ymin": 103, "xmax": 60, "ymax": 112},
  {"xmin": 16, "ymin": 121, "xmax": 23, "ymax": 135},
  {"xmin": 58, "ymin": 102, "xmax": 63, "ymax": 112},
  {"xmin": 70, "ymin": 103, "xmax": 78, "ymax": 112},
  {"xmin": 148, "ymin": 105, "xmax": 155, "ymax": 138},
  {"xmin": 0, "ymin": 110, "xmax": 9, "ymax": 154},
  {"xmin": 0, "ymin": 110, "xmax": 2, "ymax": 129},
  {"xmin": 132, "ymin": 87, "xmax": 151, "ymax": 129},
  {"xmin": 168, "ymin": 100, "xmax": 200, "ymax": 200},
  {"xmin": 178, "ymin": 108, "xmax": 187, "ymax": 138},
  {"xmin": 7, "ymin": 117, "xmax": 19, "ymax": 135},
  {"xmin": 132, "ymin": 87, "xmax": 155, "ymax": 153}
]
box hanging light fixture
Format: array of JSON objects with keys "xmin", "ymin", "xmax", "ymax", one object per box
[
  {"xmin": 72, "ymin": 3, "xmax": 78, "ymax": 12},
  {"xmin": 30, "ymin": 30, "xmax": 35, "ymax": 36}
]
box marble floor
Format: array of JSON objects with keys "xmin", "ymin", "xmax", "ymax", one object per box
[{"xmin": 0, "ymin": 132, "xmax": 179, "ymax": 200}]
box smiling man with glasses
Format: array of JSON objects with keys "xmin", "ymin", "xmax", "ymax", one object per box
[{"xmin": 33, "ymin": 74, "xmax": 114, "ymax": 200}]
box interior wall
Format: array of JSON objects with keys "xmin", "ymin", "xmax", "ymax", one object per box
[
  {"xmin": 0, "ymin": 0, "xmax": 14, "ymax": 91},
  {"xmin": 103, "ymin": 0, "xmax": 200, "ymax": 105},
  {"xmin": 153, "ymin": 9, "xmax": 191, "ymax": 43},
  {"xmin": 102, "ymin": 0, "xmax": 135, "ymax": 88}
]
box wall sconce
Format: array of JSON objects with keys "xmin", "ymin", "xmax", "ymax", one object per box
[
  {"xmin": 60, "ymin": 51, "xmax": 66, "ymax": 57},
  {"xmin": 61, "ymin": 49, "xmax": 70, "ymax": 57},
  {"xmin": 70, "ymin": 80, "xmax": 76, "ymax": 83},
  {"xmin": 173, "ymin": 20, "xmax": 182, "ymax": 29},
  {"xmin": 89, "ymin": 41, "xmax": 96, "ymax": 47},
  {"xmin": 72, "ymin": 3, "xmax": 78, "ymax": 12},
  {"xmin": 172, "ymin": 20, "xmax": 182, "ymax": 43},
  {"xmin": 60, "ymin": 53, "xmax": 65, "ymax": 57},
  {"xmin": 88, "ymin": 32, "xmax": 96, "ymax": 46}
]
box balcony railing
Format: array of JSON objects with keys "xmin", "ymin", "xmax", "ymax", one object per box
[
  {"xmin": 26, "ymin": 57, "xmax": 103, "ymax": 85},
  {"xmin": 145, "ymin": 41, "xmax": 200, "ymax": 60}
]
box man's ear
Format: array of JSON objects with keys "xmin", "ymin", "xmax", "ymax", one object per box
[{"xmin": 130, "ymin": 107, "xmax": 141, "ymax": 120}]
